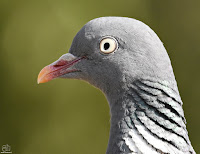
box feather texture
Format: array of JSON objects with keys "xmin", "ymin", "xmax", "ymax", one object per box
[{"xmin": 121, "ymin": 79, "xmax": 195, "ymax": 154}]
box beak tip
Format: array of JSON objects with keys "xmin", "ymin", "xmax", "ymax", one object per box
[
  {"xmin": 37, "ymin": 64, "xmax": 53, "ymax": 84},
  {"xmin": 37, "ymin": 68, "xmax": 47, "ymax": 84},
  {"xmin": 37, "ymin": 79, "xmax": 41, "ymax": 84},
  {"xmin": 37, "ymin": 74, "xmax": 48, "ymax": 84},
  {"xmin": 37, "ymin": 71, "xmax": 43, "ymax": 84},
  {"xmin": 37, "ymin": 75, "xmax": 42, "ymax": 84}
]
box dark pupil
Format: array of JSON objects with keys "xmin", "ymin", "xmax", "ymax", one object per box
[{"xmin": 104, "ymin": 42, "xmax": 110, "ymax": 50}]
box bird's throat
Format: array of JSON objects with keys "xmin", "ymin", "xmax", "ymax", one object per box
[{"xmin": 106, "ymin": 93, "xmax": 138, "ymax": 154}]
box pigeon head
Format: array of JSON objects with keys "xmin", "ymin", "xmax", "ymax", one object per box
[
  {"xmin": 38, "ymin": 17, "xmax": 175, "ymax": 95},
  {"xmin": 37, "ymin": 17, "xmax": 196, "ymax": 154}
]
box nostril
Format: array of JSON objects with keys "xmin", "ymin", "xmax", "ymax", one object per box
[{"xmin": 54, "ymin": 60, "xmax": 68, "ymax": 67}]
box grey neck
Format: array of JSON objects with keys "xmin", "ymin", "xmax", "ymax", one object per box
[
  {"xmin": 105, "ymin": 78, "xmax": 195, "ymax": 154},
  {"xmin": 106, "ymin": 91, "xmax": 137, "ymax": 154}
]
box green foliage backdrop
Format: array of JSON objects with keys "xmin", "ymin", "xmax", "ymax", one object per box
[{"xmin": 0, "ymin": 0, "xmax": 199, "ymax": 153}]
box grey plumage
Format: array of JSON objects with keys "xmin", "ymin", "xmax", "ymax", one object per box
[{"xmin": 38, "ymin": 17, "xmax": 195, "ymax": 154}]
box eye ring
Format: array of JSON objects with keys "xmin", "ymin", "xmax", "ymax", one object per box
[{"xmin": 100, "ymin": 37, "xmax": 118, "ymax": 54}]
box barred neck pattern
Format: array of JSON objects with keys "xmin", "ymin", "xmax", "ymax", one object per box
[{"xmin": 106, "ymin": 79, "xmax": 195, "ymax": 154}]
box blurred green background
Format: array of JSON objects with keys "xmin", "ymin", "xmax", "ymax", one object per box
[{"xmin": 0, "ymin": 0, "xmax": 199, "ymax": 153}]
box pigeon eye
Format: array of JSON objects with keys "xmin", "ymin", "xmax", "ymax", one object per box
[{"xmin": 100, "ymin": 37, "xmax": 118, "ymax": 54}]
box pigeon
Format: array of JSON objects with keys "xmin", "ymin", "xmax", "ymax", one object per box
[{"xmin": 37, "ymin": 17, "xmax": 195, "ymax": 154}]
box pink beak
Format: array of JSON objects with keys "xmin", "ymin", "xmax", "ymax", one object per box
[{"xmin": 37, "ymin": 54, "xmax": 84, "ymax": 84}]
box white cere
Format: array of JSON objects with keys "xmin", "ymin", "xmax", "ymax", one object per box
[{"xmin": 100, "ymin": 37, "xmax": 118, "ymax": 54}]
